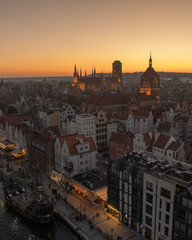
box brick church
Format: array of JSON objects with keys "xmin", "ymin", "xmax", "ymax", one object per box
[
  {"xmin": 140, "ymin": 55, "xmax": 160, "ymax": 102},
  {"xmin": 72, "ymin": 60, "xmax": 122, "ymax": 92}
]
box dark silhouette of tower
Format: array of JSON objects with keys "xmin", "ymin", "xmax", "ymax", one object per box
[
  {"xmin": 140, "ymin": 54, "xmax": 160, "ymax": 102},
  {"xmin": 112, "ymin": 60, "xmax": 122, "ymax": 89},
  {"xmin": 73, "ymin": 63, "xmax": 78, "ymax": 84}
]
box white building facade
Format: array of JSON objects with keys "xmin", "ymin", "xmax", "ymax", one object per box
[{"xmin": 55, "ymin": 134, "xmax": 97, "ymax": 178}]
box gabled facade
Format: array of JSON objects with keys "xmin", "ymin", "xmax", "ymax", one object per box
[
  {"xmin": 109, "ymin": 132, "xmax": 133, "ymax": 160},
  {"xmin": 55, "ymin": 134, "xmax": 97, "ymax": 178}
]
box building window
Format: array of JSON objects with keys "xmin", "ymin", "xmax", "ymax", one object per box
[
  {"xmin": 85, "ymin": 159, "xmax": 88, "ymax": 164},
  {"xmin": 165, "ymin": 227, "xmax": 169, "ymax": 236},
  {"xmin": 80, "ymin": 161, "xmax": 83, "ymax": 165},
  {"xmin": 160, "ymin": 199, "xmax": 162, "ymax": 208},
  {"xmin": 166, "ymin": 202, "xmax": 170, "ymax": 212},
  {"xmin": 160, "ymin": 188, "xmax": 171, "ymax": 199},
  {"xmin": 159, "ymin": 211, "xmax": 161, "ymax": 220},
  {"xmin": 80, "ymin": 154, "xmax": 83, "ymax": 159},
  {"xmin": 145, "ymin": 216, "xmax": 152, "ymax": 227},
  {"xmin": 146, "ymin": 204, "xmax": 152, "ymax": 215},
  {"xmin": 146, "ymin": 193, "xmax": 153, "ymax": 204},
  {"xmin": 80, "ymin": 168, "xmax": 84, "ymax": 173},
  {"xmin": 159, "ymin": 223, "xmax": 161, "ymax": 232},
  {"xmin": 146, "ymin": 181, "xmax": 153, "ymax": 191},
  {"xmin": 165, "ymin": 214, "xmax": 169, "ymax": 224}
]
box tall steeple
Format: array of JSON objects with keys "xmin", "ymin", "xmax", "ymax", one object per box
[
  {"xmin": 80, "ymin": 68, "xmax": 82, "ymax": 77},
  {"xmin": 74, "ymin": 63, "xmax": 77, "ymax": 74},
  {"xmin": 92, "ymin": 67, "xmax": 93, "ymax": 77},
  {"xmin": 85, "ymin": 70, "xmax": 87, "ymax": 77},
  {"xmin": 73, "ymin": 63, "xmax": 78, "ymax": 84},
  {"xmin": 94, "ymin": 67, "xmax": 96, "ymax": 77},
  {"xmin": 149, "ymin": 52, "xmax": 152, "ymax": 67}
]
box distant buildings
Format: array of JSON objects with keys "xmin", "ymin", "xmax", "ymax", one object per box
[
  {"xmin": 140, "ymin": 55, "xmax": 160, "ymax": 102},
  {"xmin": 94, "ymin": 111, "xmax": 117, "ymax": 151},
  {"xmin": 83, "ymin": 93, "xmax": 156, "ymax": 113},
  {"xmin": 72, "ymin": 60, "xmax": 122, "ymax": 92},
  {"xmin": 109, "ymin": 132, "xmax": 134, "ymax": 160},
  {"xmin": 39, "ymin": 109, "xmax": 60, "ymax": 128}
]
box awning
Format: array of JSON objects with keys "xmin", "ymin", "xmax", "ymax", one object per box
[
  {"xmin": 69, "ymin": 181, "xmax": 90, "ymax": 194},
  {"xmin": 94, "ymin": 186, "xmax": 108, "ymax": 202}
]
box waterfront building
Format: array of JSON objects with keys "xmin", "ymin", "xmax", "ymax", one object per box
[
  {"xmin": 28, "ymin": 131, "xmax": 56, "ymax": 174},
  {"xmin": 107, "ymin": 152, "xmax": 192, "ymax": 239}
]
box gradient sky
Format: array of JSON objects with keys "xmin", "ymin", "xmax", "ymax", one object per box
[{"xmin": 0, "ymin": 0, "xmax": 192, "ymax": 77}]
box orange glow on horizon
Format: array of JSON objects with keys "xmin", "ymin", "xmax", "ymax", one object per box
[{"xmin": 0, "ymin": 0, "xmax": 192, "ymax": 77}]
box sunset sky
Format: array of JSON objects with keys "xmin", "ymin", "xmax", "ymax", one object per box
[{"xmin": 0, "ymin": 0, "xmax": 192, "ymax": 77}]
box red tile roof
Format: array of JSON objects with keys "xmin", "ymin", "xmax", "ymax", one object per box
[
  {"xmin": 167, "ymin": 142, "xmax": 182, "ymax": 152},
  {"xmin": 133, "ymin": 110, "xmax": 150, "ymax": 118},
  {"xmin": 157, "ymin": 122, "xmax": 171, "ymax": 131},
  {"xmin": 142, "ymin": 133, "xmax": 152, "ymax": 145},
  {"xmin": 185, "ymin": 147, "xmax": 192, "ymax": 163},
  {"xmin": 112, "ymin": 112, "xmax": 128, "ymax": 120},
  {"xmin": 143, "ymin": 131, "xmax": 156, "ymax": 152},
  {"xmin": 153, "ymin": 134, "xmax": 171, "ymax": 149},
  {"xmin": 110, "ymin": 132, "xmax": 134, "ymax": 145},
  {"xmin": 141, "ymin": 67, "xmax": 159, "ymax": 78},
  {"xmin": 58, "ymin": 134, "xmax": 97, "ymax": 154},
  {"xmin": 85, "ymin": 93, "xmax": 156, "ymax": 106}
]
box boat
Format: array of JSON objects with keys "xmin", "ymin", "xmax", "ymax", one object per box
[{"xmin": 3, "ymin": 180, "xmax": 54, "ymax": 224}]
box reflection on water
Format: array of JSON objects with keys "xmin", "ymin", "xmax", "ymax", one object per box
[{"xmin": 0, "ymin": 182, "xmax": 79, "ymax": 240}]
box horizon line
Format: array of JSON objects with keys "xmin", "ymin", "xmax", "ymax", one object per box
[{"xmin": 1, "ymin": 71, "xmax": 192, "ymax": 79}]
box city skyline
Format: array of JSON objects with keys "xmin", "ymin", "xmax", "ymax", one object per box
[{"xmin": 1, "ymin": 0, "xmax": 192, "ymax": 77}]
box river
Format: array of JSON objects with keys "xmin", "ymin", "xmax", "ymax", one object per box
[{"xmin": 0, "ymin": 182, "xmax": 79, "ymax": 240}]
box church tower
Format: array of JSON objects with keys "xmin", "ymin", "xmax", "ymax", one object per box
[
  {"xmin": 73, "ymin": 63, "xmax": 78, "ymax": 84},
  {"xmin": 140, "ymin": 54, "xmax": 160, "ymax": 102},
  {"xmin": 112, "ymin": 60, "xmax": 122, "ymax": 89}
]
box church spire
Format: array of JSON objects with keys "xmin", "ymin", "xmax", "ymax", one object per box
[
  {"xmin": 149, "ymin": 52, "xmax": 152, "ymax": 67},
  {"xmin": 80, "ymin": 68, "xmax": 82, "ymax": 77},
  {"xmin": 92, "ymin": 67, "xmax": 93, "ymax": 77},
  {"xmin": 94, "ymin": 67, "xmax": 96, "ymax": 77},
  {"xmin": 74, "ymin": 63, "xmax": 77, "ymax": 74},
  {"xmin": 85, "ymin": 69, "xmax": 87, "ymax": 77}
]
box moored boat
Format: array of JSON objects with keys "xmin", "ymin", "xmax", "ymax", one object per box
[{"xmin": 3, "ymin": 181, "xmax": 53, "ymax": 224}]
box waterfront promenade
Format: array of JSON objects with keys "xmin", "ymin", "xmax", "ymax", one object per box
[{"xmin": 40, "ymin": 175, "xmax": 144, "ymax": 240}]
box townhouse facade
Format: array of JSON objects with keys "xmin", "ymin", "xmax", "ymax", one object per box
[
  {"xmin": 54, "ymin": 134, "xmax": 97, "ymax": 178},
  {"xmin": 94, "ymin": 111, "xmax": 117, "ymax": 151},
  {"xmin": 109, "ymin": 132, "xmax": 133, "ymax": 160},
  {"xmin": 39, "ymin": 109, "xmax": 60, "ymax": 128}
]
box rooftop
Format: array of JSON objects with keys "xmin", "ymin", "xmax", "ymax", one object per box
[
  {"xmin": 111, "ymin": 152, "xmax": 192, "ymax": 187},
  {"xmin": 71, "ymin": 169, "xmax": 107, "ymax": 192},
  {"xmin": 76, "ymin": 113, "xmax": 95, "ymax": 119}
]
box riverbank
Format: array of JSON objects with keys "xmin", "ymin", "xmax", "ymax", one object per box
[{"xmin": 0, "ymin": 168, "xmax": 144, "ymax": 240}]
